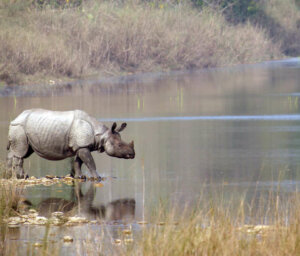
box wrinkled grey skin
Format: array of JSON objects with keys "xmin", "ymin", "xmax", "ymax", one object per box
[{"xmin": 7, "ymin": 109, "xmax": 135, "ymax": 179}]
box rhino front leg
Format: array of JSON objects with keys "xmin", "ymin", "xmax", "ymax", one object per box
[
  {"xmin": 72, "ymin": 156, "xmax": 87, "ymax": 179},
  {"xmin": 76, "ymin": 148, "xmax": 101, "ymax": 179}
]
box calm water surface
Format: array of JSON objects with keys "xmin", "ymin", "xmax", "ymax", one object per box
[{"xmin": 1, "ymin": 58, "xmax": 300, "ymax": 253}]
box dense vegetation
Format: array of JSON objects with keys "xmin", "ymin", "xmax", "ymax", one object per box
[{"xmin": 0, "ymin": 0, "xmax": 299, "ymax": 86}]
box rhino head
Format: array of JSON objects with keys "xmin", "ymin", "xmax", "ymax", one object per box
[{"xmin": 101, "ymin": 122, "xmax": 135, "ymax": 159}]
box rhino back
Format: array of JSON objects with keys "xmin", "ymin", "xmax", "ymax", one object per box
[
  {"xmin": 25, "ymin": 109, "xmax": 75, "ymax": 160},
  {"xmin": 10, "ymin": 109, "xmax": 33, "ymax": 126}
]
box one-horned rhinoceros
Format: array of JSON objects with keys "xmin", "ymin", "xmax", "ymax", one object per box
[{"xmin": 6, "ymin": 109, "xmax": 135, "ymax": 179}]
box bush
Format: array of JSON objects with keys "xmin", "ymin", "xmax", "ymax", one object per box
[{"xmin": 191, "ymin": 0, "xmax": 261, "ymax": 23}]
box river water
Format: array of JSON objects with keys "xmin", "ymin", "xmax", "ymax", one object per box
[{"xmin": 1, "ymin": 58, "xmax": 300, "ymax": 253}]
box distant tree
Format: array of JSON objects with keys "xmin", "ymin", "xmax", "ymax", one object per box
[
  {"xmin": 36, "ymin": 0, "xmax": 82, "ymax": 8},
  {"xmin": 191, "ymin": 0, "xmax": 261, "ymax": 23}
]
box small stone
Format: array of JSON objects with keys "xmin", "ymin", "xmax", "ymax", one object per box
[
  {"xmin": 124, "ymin": 238, "xmax": 134, "ymax": 244},
  {"xmin": 26, "ymin": 180, "xmax": 36, "ymax": 184},
  {"xmin": 113, "ymin": 239, "xmax": 121, "ymax": 245},
  {"xmin": 8, "ymin": 217, "xmax": 22, "ymax": 223},
  {"xmin": 137, "ymin": 220, "xmax": 148, "ymax": 225},
  {"xmin": 63, "ymin": 181, "xmax": 74, "ymax": 186},
  {"xmin": 50, "ymin": 219, "xmax": 63, "ymax": 226},
  {"xmin": 68, "ymin": 216, "xmax": 88, "ymax": 223},
  {"xmin": 7, "ymin": 221, "xmax": 20, "ymax": 228},
  {"xmin": 29, "ymin": 209, "xmax": 37, "ymax": 214},
  {"xmin": 35, "ymin": 216, "xmax": 48, "ymax": 225},
  {"xmin": 29, "ymin": 212, "xmax": 38, "ymax": 219},
  {"xmin": 63, "ymin": 236, "xmax": 73, "ymax": 242},
  {"xmin": 33, "ymin": 242, "xmax": 43, "ymax": 248},
  {"xmin": 157, "ymin": 222, "xmax": 165, "ymax": 226},
  {"xmin": 51, "ymin": 212, "xmax": 64, "ymax": 219},
  {"xmin": 122, "ymin": 229, "xmax": 132, "ymax": 235}
]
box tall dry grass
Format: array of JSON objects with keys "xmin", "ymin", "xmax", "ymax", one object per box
[
  {"xmin": 0, "ymin": 1, "xmax": 282, "ymax": 85},
  {"xmin": 0, "ymin": 162, "xmax": 25, "ymax": 219},
  {"xmin": 122, "ymin": 193, "xmax": 300, "ymax": 256}
]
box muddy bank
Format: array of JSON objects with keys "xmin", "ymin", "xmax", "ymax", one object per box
[
  {"xmin": 0, "ymin": 58, "xmax": 299, "ymax": 98},
  {"xmin": 0, "ymin": 68, "xmax": 197, "ymax": 97}
]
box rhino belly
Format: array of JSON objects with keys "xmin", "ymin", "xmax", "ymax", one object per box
[{"xmin": 25, "ymin": 110, "xmax": 75, "ymax": 160}]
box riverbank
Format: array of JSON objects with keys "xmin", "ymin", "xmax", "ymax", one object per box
[{"xmin": 2, "ymin": 0, "xmax": 299, "ymax": 87}]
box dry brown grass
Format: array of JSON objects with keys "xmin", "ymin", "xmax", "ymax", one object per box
[
  {"xmin": 0, "ymin": 163, "xmax": 25, "ymax": 219},
  {"xmin": 0, "ymin": 1, "xmax": 282, "ymax": 85},
  {"xmin": 123, "ymin": 194, "xmax": 300, "ymax": 256}
]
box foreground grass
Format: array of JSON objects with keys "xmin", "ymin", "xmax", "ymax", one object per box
[
  {"xmin": 124, "ymin": 195, "xmax": 300, "ymax": 256},
  {"xmin": 2, "ymin": 160, "xmax": 300, "ymax": 255},
  {"xmin": 0, "ymin": 0, "xmax": 284, "ymax": 86},
  {"xmin": 2, "ymin": 186, "xmax": 300, "ymax": 255}
]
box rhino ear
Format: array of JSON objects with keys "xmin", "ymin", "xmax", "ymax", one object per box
[
  {"xmin": 116, "ymin": 123, "xmax": 127, "ymax": 132},
  {"xmin": 111, "ymin": 122, "xmax": 117, "ymax": 133}
]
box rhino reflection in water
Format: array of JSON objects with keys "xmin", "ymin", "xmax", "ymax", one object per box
[
  {"xmin": 7, "ymin": 109, "xmax": 135, "ymax": 179},
  {"xmin": 28, "ymin": 182, "xmax": 135, "ymax": 221}
]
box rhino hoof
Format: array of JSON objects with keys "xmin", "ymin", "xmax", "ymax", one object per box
[
  {"xmin": 79, "ymin": 175, "xmax": 87, "ymax": 180},
  {"xmin": 16, "ymin": 174, "xmax": 28, "ymax": 179},
  {"xmin": 87, "ymin": 176, "xmax": 102, "ymax": 182}
]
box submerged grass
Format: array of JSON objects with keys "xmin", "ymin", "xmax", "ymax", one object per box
[{"xmin": 0, "ymin": 0, "xmax": 283, "ymax": 86}]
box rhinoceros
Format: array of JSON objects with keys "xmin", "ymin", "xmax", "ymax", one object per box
[{"xmin": 6, "ymin": 109, "xmax": 135, "ymax": 179}]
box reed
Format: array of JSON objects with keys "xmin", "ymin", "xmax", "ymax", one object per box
[{"xmin": 124, "ymin": 193, "xmax": 300, "ymax": 256}]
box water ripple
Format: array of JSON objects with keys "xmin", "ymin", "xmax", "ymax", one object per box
[{"xmin": 99, "ymin": 114, "xmax": 300, "ymax": 122}]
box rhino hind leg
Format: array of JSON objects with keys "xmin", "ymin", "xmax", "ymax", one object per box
[
  {"xmin": 6, "ymin": 152, "xmax": 26, "ymax": 179},
  {"xmin": 76, "ymin": 148, "xmax": 101, "ymax": 180},
  {"xmin": 7, "ymin": 125, "xmax": 30, "ymax": 179},
  {"xmin": 5, "ymin": 154, "xmax": 13, "ymax": 178}
]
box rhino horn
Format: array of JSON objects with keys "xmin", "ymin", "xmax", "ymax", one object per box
[{"xmin": 130, "ymin": 141, "xmax": 134, "ymax": 148}]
